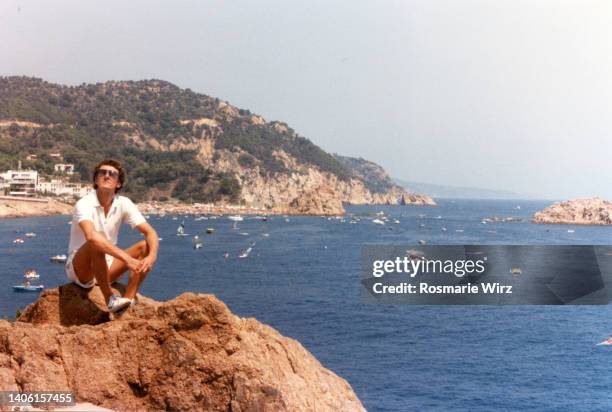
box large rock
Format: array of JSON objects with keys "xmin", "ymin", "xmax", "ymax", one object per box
[
  {"xmin": 0, "ymin": 284, "xmax": 365, "ymax": 411},
  {"xmin": 288, "ymin": 185, "xmax": 345, "ymax": 216},
  {"xmin": 532, "ymin": 197, "xmax": 612, "ymax": 225}
]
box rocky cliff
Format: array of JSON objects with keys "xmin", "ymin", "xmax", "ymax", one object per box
[
  {"xmin": 0, "ymin": 284, "xmax": 365, "ymax": 411},
  {"xmin": 0, "ymin": 76, "xmax": 434, "ymax": 215},
  {"xmin": 532, "ymin": 197, "xmax": 612, "ymax": 225}
]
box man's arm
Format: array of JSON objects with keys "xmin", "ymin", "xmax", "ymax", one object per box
[
  {"xmin": 78, "ymin": 220, "xmax": 140, "ymax": 270},
  {"xmin": 134, "ymin": 222, "xmax": 159, "ymax": 274}
]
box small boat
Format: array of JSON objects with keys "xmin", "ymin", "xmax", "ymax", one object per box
[
  {"xmin": 13, "ymin": 238, "xmax": 25, "ymax": 244},
  {"xmin": 50, "ymin": 254, "xmax": 67, "ymax": 263},
  {"xmin": 206, "ymin": 228, "xmax": 215, "ymax": 234},
  {"xmin": 239, "ymin": 232, "xmax": 249, "ymax": 236},
  {"xmin": 567, "ymin": 229, "xmax": 575, "ymax": 233},
  {"xmin": 13, "ymin": 283, "xmax": 44, "ymax": 293},
  {"xmin": 372, "ymin": 219, "xmax": 385, "ymax": 225},
  {"xmin": 418, "ymin": 240, "xmax": 427, "ymax": 245},
  {"xmin": 284, "ymin": 218, "xmax": 290, "ymax": 223},
  {"xmin": 239, "ymin": 242, "xmax": 256, "ymax": 259},
  {"xmin": 228, "ymin": 215, "xmax": 244, "ymax": 222},
  {"xmin": 223, "ymin": 252, "xmax": 230, "ymax": 259},
  {"xmin": 597, "ymin": 337, "xmax": 612, "ymax": 346},
  {"xmin": 193, "ymin": 235, "xmax": 203, "ymax": 249},
  {"xmin": 510, "ymin": 267, "xmax": 522, "ymax": 276},
  {"xmin": 25, "ymin": 232, "xmax": 36, "ymax": 237},
  {"xmin": 176, "ymin": 221, "xmax": 189, "ymax": 237},
  {"xmin": 262, "ymin": 233, "xmax": 270, "ymax": 237},
  {"xmin": 24, "ymin": 270, "xmax": 40, "ymax": 279},
  {"xmin": 394, "ymin": 219, "xmax": 400, "ymax": 224}
]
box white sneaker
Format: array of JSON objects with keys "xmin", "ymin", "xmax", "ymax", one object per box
[{"xmin": 107, "ymin": 295, "xmax": 131, "ymax": 313}]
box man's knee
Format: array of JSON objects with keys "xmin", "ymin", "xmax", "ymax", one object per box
[{"xmin": 136, "ymin": 240, "xmax": 148, "ymax": 257}]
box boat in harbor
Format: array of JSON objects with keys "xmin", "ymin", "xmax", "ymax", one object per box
[
  {"xmin": 372, "ymin": 219, "xmax": 385, "ymax": 225},
  {"xmin": 228, "ymin": 215, "xmax": 244, "ymax": 222},
  {"xmin": 13, "ymin": 282, "xmax": 44, "ymax": 293},
  {"xmin": 50, "ymin": 254, "xmax": 67, "ymax": 263},
  {"xmin": 24, "ymin": 270, "xmax": 40, "ymax": 279},
  {"xmin": 13, "ymin": 270, "xmax": 44, "ymax": 293},
  {"xmin": 25, "ymin": 232, "xmax": 36, "ymax": 237},
  {"xmin": 176, "ymin": 221, "xmax": 189, "ymax": 237},
  {"xmin": 239, "ymin": 242, "xmax": 256, "ymax": 259}
]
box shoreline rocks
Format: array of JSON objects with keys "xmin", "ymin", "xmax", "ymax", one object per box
[
  {"xmin": 0, "ymin": 284, "xmax": 365, "ymax": 411},
  {"xmin": 532, "ymin": 197, "xmax": 612, "ymax": 225}
]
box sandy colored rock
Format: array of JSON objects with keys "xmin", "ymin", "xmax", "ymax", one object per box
[
  {"xmin": 533, "ymin": 197, "xmax": 612, "ymax": 225},
  {"xmin": 1, "ymin": 284, "xmax": 365, "ymax": 412},
  {"xmin": 288, "ymin": 185, "xmax": 345, "ymax": 216}
]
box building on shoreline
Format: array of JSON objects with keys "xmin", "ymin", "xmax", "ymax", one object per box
[
  {"xmin": 0, "ymin": 169, "xmax": 39, "ymax": 197},
  {"xmin": 37, "ymin": 178, "xmax": 92, "ymax": 198}
]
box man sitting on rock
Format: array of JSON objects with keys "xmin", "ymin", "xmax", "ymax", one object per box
[{"xmin": 65, "ymin": 159, "xmax": 159, "ymax": 313}]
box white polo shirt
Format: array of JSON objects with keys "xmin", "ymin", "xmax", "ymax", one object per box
[{"xmin": 67, "ymin": 192, "xmax": 147, "ymax": 265}]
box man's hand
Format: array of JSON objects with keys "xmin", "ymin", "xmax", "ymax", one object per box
[
  {"xmin": 135, "ymin": 255, "xmax": 156, "ymax": 276},
  {"xmin": 126, "ymin": 256, "xmax": 143, "ymax": 273}
]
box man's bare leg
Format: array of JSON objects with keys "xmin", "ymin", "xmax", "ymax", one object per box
[
  {"xmin": 72, "ymin": 241, "xmax": 114, "ymax": 302},
  {"xmin": 108, "ymin": 240, "xmax": 150, "ymax": 300}
]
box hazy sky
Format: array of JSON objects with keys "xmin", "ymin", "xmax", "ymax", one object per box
[{"xmin": 1, "ymin": 0, "xmax": 611, "ymax": 199}]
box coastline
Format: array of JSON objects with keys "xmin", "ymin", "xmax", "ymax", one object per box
[
  {"xmin": 0, "ymin": 197, "xmax": 433, "ymax": 220},
  {"xmin": 0, "ymin": 197, "xmax": 73, "ymax": 219}
]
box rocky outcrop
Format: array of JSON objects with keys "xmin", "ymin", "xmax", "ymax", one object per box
[
  {"xmin": 0, "ymin": 197, "xmax": 72, "ymax": 219},
  {"xmin": 288, "ymin": 185, "xmax": 345, "ymax": 215},
  {"xmin": 0, "ymin": 284, "xmax": 365, "ymax": 412},
  {"xmin": 533, "ymin": 197, "xmax": 612, "ymax": 225}
]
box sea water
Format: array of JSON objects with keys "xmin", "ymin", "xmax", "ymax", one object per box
[{"xmin": 2, "ymin": 199, "xmax": 612, "ymax": 411}]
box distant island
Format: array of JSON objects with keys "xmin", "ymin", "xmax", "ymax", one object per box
[
  {"xmin": 533, "ymin": 197, "xmax": 612, "ymax": 225},
  {"xmin": 0, "ymin": 76, "xmax": 433, "ymax": 215},
  {"xmin": 394, "ymin": 178, "xmax": 528, "ymax": 200}
]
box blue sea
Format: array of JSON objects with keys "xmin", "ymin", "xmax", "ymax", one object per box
[{"xmin": 2, "ymin": 199, "xmax": 612, "ymax": 411}]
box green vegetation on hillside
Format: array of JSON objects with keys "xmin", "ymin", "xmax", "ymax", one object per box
[{"xmin": 0, "ymin": 76, "xmax": 350, "ymax": 202}]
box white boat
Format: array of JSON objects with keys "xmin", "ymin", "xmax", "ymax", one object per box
[
  {"xmin": 567, "ymin": 229, "xmax": 575, "ymax": 233},
  {"xmin": 239, "ymin": 242, "xmax": 256, "ymax": 259},
  {"xmin": 13, "ymin": 283, "xmax": 44, "ymax": 293},
  {"xmin": 13, "ymin": 238, "xmax": 24, "ymax": 244},
  {"xmin": 25, "ymin": 232, "xmax": 36, "ymax": 237},
  {"xmin": 24, "ymin": 270, "xmax": 40, "ymax": 279},
  {"xmin": 176, "ymin": 221, "xmax": 189, "ymax": 236},
  {"xmin": 206, "ymin": 228, "xmax": 215, "ymax": 234},
  {"xmin": 50, "ymin": 254, "xmax": 67, "ymax": 263},
  {"xmin": 228, "ymin": 215, "xmax": 244, "ymax": 222},
  {"xmin": 372, "ymin": 219, "xmax": 385, "ymax": 225}
]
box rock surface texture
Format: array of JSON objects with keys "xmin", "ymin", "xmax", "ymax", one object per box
[
  {"xmin": 0, "ymin": 284, "xmax": 365, "ymax": 411},
  {"xmin": 532, "ymin": 197, "xmax": 612, "ymax": 225}
]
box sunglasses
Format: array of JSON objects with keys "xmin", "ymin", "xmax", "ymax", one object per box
[{"xmin": 96, "ymin": 169, "xmax": 120, "ymax": 179}]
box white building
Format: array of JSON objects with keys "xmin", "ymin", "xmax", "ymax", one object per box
[
  {"xmin": 37, "ymin": 178, "xmax": 92, "ymax": 198},
  {"xmin": 5, "ymin": 170, "xmax": 39, "ymax": 197},
  {"xmin": 54, "ymin": 163, "xmax": 75, "ymax": 175}
]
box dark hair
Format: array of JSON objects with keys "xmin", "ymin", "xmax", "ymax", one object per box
[{"xmin": 92, "ymin": 159, "xmax": 125, "ymax": 193}]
